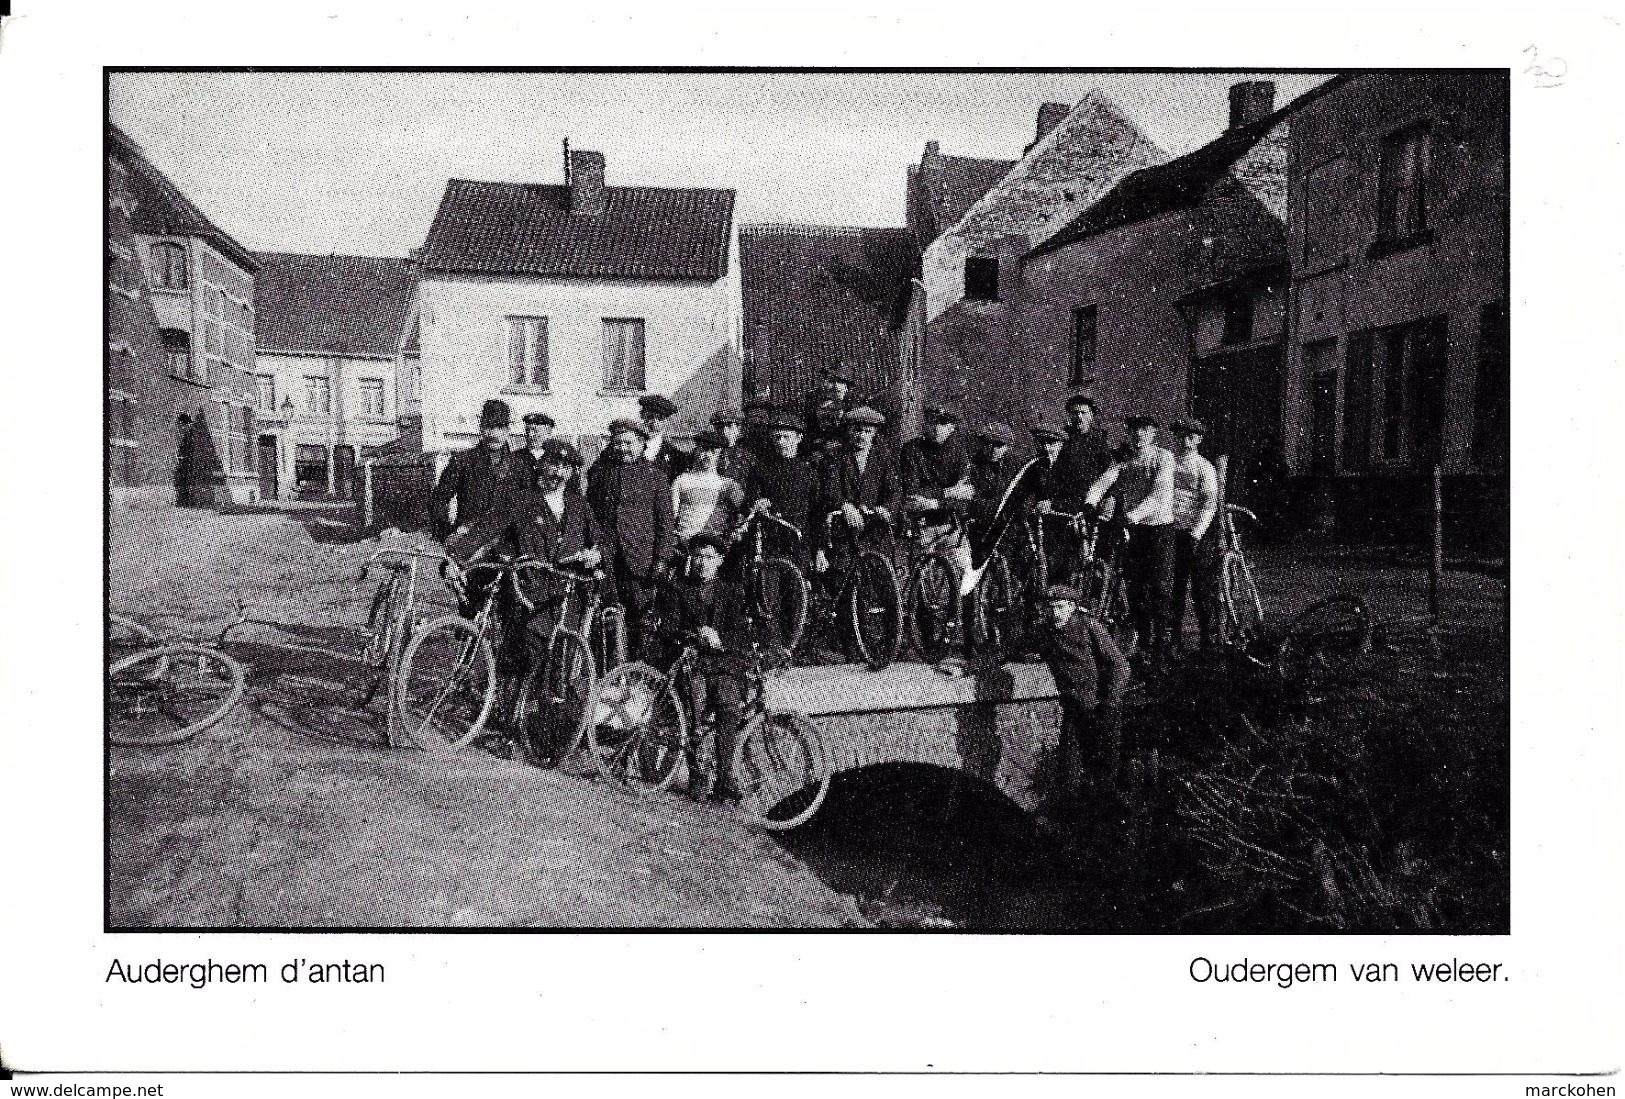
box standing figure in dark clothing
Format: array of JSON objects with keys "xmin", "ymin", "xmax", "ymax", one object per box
[
  {"xmin": 636, "ymin": 394, "xmax": 689, "ymax": 484},
  {"xmin": 515, "ymin": 410, "xmax": 561, "ymax": 487},
  {"xmin": 586, "ymin": 418, "xmax": 677, "ymax": 634},
  {"xmin": 965, "ymin": 422, "xmax": 1020, "ymax": 529},
  {"xmin": 430, "ymin": 398, "xmax": 526, "ymax": 542},
  {"xmin": 743, "ymin": 411, "xmax": 819, "ymax": 563},
  {"xmin": 799, "ymin": 370, "xmax": 857, "ymax": 468},
  {"xmin": 649, "ymin": 534, "xmax": 752, "ymax": 801},
  {"xmin": 1051, "ymin": 394, "xmax": 1112, "ymax": 514},
  {"xmin": 446, "ymin": 438, "xmax": 603, "ymax": 756},
  {"xmin": 1037, "ymin": 583, "xmax": 1131, "ymax": 797},
  {"xmin": 710, "ymin": 408, "xmax": 756, "ymax": 487},
  {"xmin": 816, "ymin": 405, "xmax": 901, "ymax": 576},
  {"xmin": 1025, "ymin": 421, "xmax": 1076, "ymax": 586},
  {"xmin": 899, "ymin": 405, "xmax": 973, "ymax": 532}
]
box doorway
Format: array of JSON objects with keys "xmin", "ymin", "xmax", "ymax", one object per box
[
  {"xmin": 257, "ymin": 435, "xmax": 279, "ymax": 499},
  {"xmin": 334, "ymin": 445, "xmax": 357, "ymax": 499}
]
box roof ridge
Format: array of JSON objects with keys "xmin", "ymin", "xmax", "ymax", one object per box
[
  {"xmin": 445, "ymin": 176, "xmax": 734, "ymax": 196},
  {"xmin": 743, "ymin": 222, "xmax": 912, "ymax": 236}
]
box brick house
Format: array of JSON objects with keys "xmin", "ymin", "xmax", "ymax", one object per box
[
  {"xmin": 738, "ymin": 223, "xmax": 918, "ymax": 426},
  {"xmin": 900, "ymin": 95, "xmax": 1167, "ymax": 436},
  {"xmin": 1020, "ymin": 80, "xmax": 1314, "ymax": 484},
  {"xmin": 107, "ymin": 125, "xmax": 260, "ymax": 507},
  {"xmin": 1281, "ymin": 72, "xmax": 1508, "ymax": 543},
  {"xmin": 251, "ymin": 252, "xmax": 417, "ymax": 499},
  {"xmin": 411, "ymin": 147, "xmax": 741, "ymax": 460}
]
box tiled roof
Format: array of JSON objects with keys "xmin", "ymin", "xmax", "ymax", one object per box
[
  {"xmin": 916, "ymin": 154, "xmax": 1015, "ymax": 243},
  {"xmin": 420, "ymin": 179, "xmax": 735, "ymax": 280},
  {"xmin": 107, "ymin": 125, "xmax": 257, "ymax": 273},
  {"xmin": 1028, "ymin": 78, "xmax": 1347, "ymax": 261},
  {"xmin": 253, "ymin": 252, "xmax": 417, "ymax": 358},
  {"xmin": 739, "ymin": 224, "xmax": 918, "ymax": 407}
]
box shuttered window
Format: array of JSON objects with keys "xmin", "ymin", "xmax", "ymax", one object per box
[
  {"xmin": 1378, "ymin": 124, "xmax": 1430, "ymax": 243},
  {"xmin": 507, "ymin": 317, "xmax": 549, "ymax": 389},
  {"xmin": 151, "ymin": 242, "xmax": 188, "ymax": 289},
  {"xmin": 602, "ymin": 318, "xmax": 646, "ymax": 391}
]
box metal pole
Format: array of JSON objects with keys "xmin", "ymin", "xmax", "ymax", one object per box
[
  {"xmin": 362, "ymin": 460, "xmax": 375, "ymax": 531},
  {"xmin": 1214, "ymin": 455, "xmax": 1230, "ymax": 552},
  {"xmin": 1429, "ymin": 463, "xmax": 1443, "ymax": 621}
]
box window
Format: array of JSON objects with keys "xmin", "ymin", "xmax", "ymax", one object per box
[
  {"xmin": 255, "ymin": 374, "xmax": 276, "ymax": 413},
  {"xmin": 226, "ymin": 404, "xmax": 253, "ymax": 472},
  {"xmin": 964, "ymin": 257, "xmax": 999, "ymax": 301},
  {"xmin": 1342, "ymin": 317, "xmax": 1449, "ymax": 471},
  {"xmin": 1473, "ymin": 301, "xmax": 1509, "ymax": 470},
  {"xmin": 359, "ymin": 377, "xmax": 386, "ymax": 417},
  {"xmin": 160, "ymin": 329, "xmax": 192, "ymax": 379},
  {"xmin": 601, "ymin": 318, "xmax": 647, "ymax": 391},
  {"xmin": 1070, "ymin": 305, "xmax": 1097, "ymax": 385},
  {"xmin": 151, "ymin": 242, "xmax": 188, "ymax": 290},
  {"xmin": 305, "ymin": 375, "xmax": 332, "ymax": 415},
  {"xmin": 1304, "ymin": 339, "xmax": 1339, "ymax": 474},
  {"xmin": 295, "ymin": 444, "xmax": 329, "ymax": 493},
  {"xmin": 1222, "ymin": 292, "xmax": 1255, "ymax": 345},
  {"xmin": 1377, "ymin": 124, "xmax": 1430, "ymax": 244},
  {"xmin": 507, "ymin": 317, "xmax": 549, "ymax": 389}
]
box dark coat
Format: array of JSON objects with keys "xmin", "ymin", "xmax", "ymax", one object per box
[
  {"xmin": 899, "ymin": 434, "xmax": 970, "ymax": 503},
  {"xmin": 515, "ymin": 447, "xmax": 586, "ymax": 497},
  {"xmin": 1052, "ymin": 429, "xmax": 1111, "ymax": 512},
  {"xmin": 818, "ymin": 445, "xmax": 901, "ymax": 549},
  {"xmin": 646, "ymin": 436, "xmax": 690, "ymax": 484},
  {"xmin": 586, "ymin": 455, "xmax": 676, "ymax": 581},
  {"xmin": 1039, "ymin": 611, "xmax": 1131, "ymax": 709},
  {"xmin": 966, "ymin": 452, "xmax": 1020, "ymax": 526},
  {"xmin": 800, "ymin": 389, "xmax": 855, "ymax": 455},
  {"xmin": 743, "ymin": 454, "xmax": 820, "ymax": 547},
  {"xmin": 650, "ymin": 575, "xmax": 751, "ymax": 674},
  {"xmin": 717, "ymin": 443, "xmax": 756, "ymax": 488},
  {"xmin": 446, "ymin": 487, "xmax": 604, "ymax": 609},
  {"xmin": 430, "ymin": 443, "xmax": 528, "ymax": 541}
]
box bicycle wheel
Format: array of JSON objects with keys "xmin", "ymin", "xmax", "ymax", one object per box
[
  {"xmin": 516, "ymin": 627, "xmax": 595, "ymax": 768},
  {"xmin": 733, "ymin": 710, "xmax": 830, "ymax": 830},
  {"xmin": 848, "ymin": 549, "xmax": 902, "ymax": 671},
  {"xmin": 590, "ymin": 604, "xmax": 629, "ymax": 674},
  {"xmin": 350, "ymin": 572, "xmax": 404, "ymax": 713},
  {"xmin": 1275, "ymin": 594, "xmax": 1374, "ymax": 691},
  {"xmin": 970, "ymin": 549, "xmax": 1017, "ymax": 654},
  {"xmin": 394, "ymin": 614, "xmax": 497, "ymax": 754},
  {"xmin": 752, "ymin": 557, "xmax": 810, "ymax": 655},
  {"xmin": 908, "ymin": 551, "xmax": 958, "ymax": 662},
  {"xmin": 585, "ymin": 661, "xmax": 685, "ymax": 793},
  {"xmin": 1087, "ymin": 560, "xmax": 1138, "ymax": 657},
  {"xmin": 108, "ymin": 614, "xmax": 156, "ymax": 649},
  {"xmin": 1219, "ymin": 551, "xmax": 1265, "ymax": 647},
  {"xmin": 108, "ymin": 645, "xmax": 245, "ymax": 747}
]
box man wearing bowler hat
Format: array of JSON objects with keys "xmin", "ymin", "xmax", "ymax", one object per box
[
  {"xmin": 1169, "ymin": 416, "xmax": 1221, "ymax": 651},
  {"xmin": 587, "ymin": 417, "xmax": 677, "ymax": 633},
  {"xmin": 1086, "ymin": 414, "xmax": 1178, "ymax": 661},
  {"xmin": 430, "ymin": 398, "xmax": 525, "ymax": 543}
]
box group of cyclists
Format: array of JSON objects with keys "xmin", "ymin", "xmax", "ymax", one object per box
[{"xmin": 426, "ymin": 369, "xmax": 1227, "ymax": 801}]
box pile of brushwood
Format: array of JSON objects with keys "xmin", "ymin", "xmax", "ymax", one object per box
[{"xmin": 1112, "ymin": 640, "xmax": 1506, "ymax": 932}]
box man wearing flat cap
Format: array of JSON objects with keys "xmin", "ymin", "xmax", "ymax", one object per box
[
  {"xmin": 816, "ymin": 405, "xmax": 901, "ymax": 576},
  {"xmin": 900, "ymin": 405, "xmax": 972, "ymax": 531},
  {"xmin": 517, "ymin": 410, "xmax": 566, "ymax": 490},
  {"xmin": 447, "ymin": 437, "xmax": 604, "ymax": 763},
  {"xmin": 587, "ymin": 417, "xmax": 676, "ymax": 634},
  {"xmin": 636, "ymin": 394, "xmax": 689, "ymax": 483},
  {"xmin": 430, "ymin": 398, "xmax": 526, "ymax": 543},
  {"xmin": 1023, "ymin": 421, "xmax": 1078, "ymax": 585},
  {"xmin": 1036, "ymin": 584, "xmax": 1130, "ymax": 797},
  {"xmin": 800, "ymin": 369, "xmax": 858, "ymax": 468},
  {"xmin": 965, "ymin": 422, "xmax": 1020, "ymax": 528},
  {"xmin": 743, "ymin": 411, "xmax": 819, "ymax": 563},
  {"xmin": 1046, "ymin": 394, "xmax": 1112, "ymax": 517},
  {"xmin": 1086, "ymin": 414, "xmax": 1178, "ymax": 661},
  {"xmin": 710, "ymin": 408, "xmax": 755, "ymax": 486},
  {"xmin": 1169, "ymin": 417, "xmax": 1220, "ymax": 651}
]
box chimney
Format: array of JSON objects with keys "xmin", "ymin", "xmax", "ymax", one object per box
[
  {"xmin": 568, "ymin": 148, "xmax": 607, "ymax": 215},
  {"xmin": 924, "ymin": 140, "xmax": 940, "ymax": 158},
  {"xmin": 1035, "ymin": 102, "xmax": 1070, "ymax": 144},
  {"xmin": 1227, "ymin": 81, "xmax": 1276, "ymax": 130}
]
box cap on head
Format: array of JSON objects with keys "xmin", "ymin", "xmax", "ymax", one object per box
[
  {"xmin": 607, "ymin": 417, "xmax": 651, "ymax": 439},
  {"xmin": 638, "ymin": 394, "xmax": 678, "ymax": 420},
  {"xmin": 536, "ymin": 438, "xmax": 582, "ymax": 467},
  {"xmin": 1170, "ymin": 417, "xmax": 1207, "ymax": 437},
  {"xmin": 479, "ymin": 399, "xmax": 512, "ymax": 430},
  {"xmin": 1065, "ymin": 394, "xmax": 1099, "ymax": 413},
  {"xmin": 765, "ymin": 410, "xmax": 805, "ymax": 433},
  {"xmin": 710, "ymin": 408, "xmax": 745, "ymax": 427},
  {"xmin": 977, "ymin": 422, "xmax": 1015, "ymax": 447},
  {"xmin": 522, "ymin": 411, "xmax": 555, "ymax": 428},
  {"xmin": 1124, "ymin": 413, "xmax": 1161, "ymax": 430},
  {"xmin": 1044, "ymin": 583, "xmax": 1084, "ymax": 604},
  {"xmin": 823, "ymin": 369, "xmax": 854, "ymax": 386},
  {"xmin": 924, "ymin": 406, "xmax": 961, "ymax": 424},
  {"xmin": 843, "ymin": 405, "xmax": 886, "ymax": 428},
  {"xmin": 691, "ymin": 429, "xmax": 726, "ymax": 451},
  {"xmin": 1030, "ymin": 421, "xmax": 1066, "ymax": 443}
]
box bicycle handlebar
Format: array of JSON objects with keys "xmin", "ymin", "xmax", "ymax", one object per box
[
  {"xmin": 356, "ymin": 546, "xmax": 454, "ymax": 584},
  {"xmin": 1225, "ymin": 503, "xmax": 1259, "ymax": 524}
]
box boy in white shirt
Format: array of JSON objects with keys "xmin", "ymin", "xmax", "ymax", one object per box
[{"xmin": 1169, "ymin": 418, "xmax": 1220, "ymax": 651}]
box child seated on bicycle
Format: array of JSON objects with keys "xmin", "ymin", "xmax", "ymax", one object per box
[
  {"xmin": 1037, "ymin": 584, "xmax": 1131, "ymax": 801},
  {"xmin": 647, "ymin": 533, "xmax": 753, "ymax": 803}
]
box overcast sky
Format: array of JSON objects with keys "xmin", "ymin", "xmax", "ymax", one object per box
[{"xmin": 110, "ymin": 71, "xmax": 1332, "ymax": 259}]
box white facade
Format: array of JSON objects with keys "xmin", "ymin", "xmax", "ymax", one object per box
[
  {"xmin": 253, "ymin": 351, "xmax": 401, "ymax": 497},
  {"xmin": 416, "ymin": 230, "xmax": 742, "ymax": 453}
]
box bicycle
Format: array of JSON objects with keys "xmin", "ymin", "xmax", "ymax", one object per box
[
  {"xmin": 107, "ymin": 605, "xmax": 248, "ymax": 747},
  {"xmin": 731, "ymin": 507, "xmax": 810, "ymax": 655},
  {"xmin": 808, "ymin": 506, "xmax": 902, "ymax": 670},
  {"xmin": 1215, "ymin": 503, "xmax": 1265, "ymax": 649},
  {"xmin": 510, "ymin": 559, "xmax": 625, "ymax": 769},
  {"xmin": 349, "ymin": 545, "xmax": 460, "ymax": 746},
  {"xmin": 905, "ymin": 511, "xmax": 1041, "ymax": 662},
  {"xmin": 586, "ymin": 630, "xmax": 831, "ymax": 827}
]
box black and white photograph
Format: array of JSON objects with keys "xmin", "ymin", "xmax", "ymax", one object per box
[{"xmin": 103, "ymin": 67, "xmax": 1510, "ymax": 933}]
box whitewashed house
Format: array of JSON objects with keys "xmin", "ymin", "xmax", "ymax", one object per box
[{"xmin": 410, "ymin": 147, "xmax": 742, "ymax": 458}]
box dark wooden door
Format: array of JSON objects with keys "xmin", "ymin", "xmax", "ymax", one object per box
[
  {"xmin": 257, "ymin": 435, "xmax": 279, "ymax": 499},
  {"xmin": 1189, "ymin": 344, "xmax": 1284, "ymax": 502}
]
